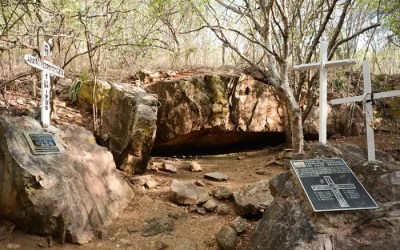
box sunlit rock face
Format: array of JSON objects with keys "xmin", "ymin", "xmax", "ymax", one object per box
[
  {"xmin": 0, "ymin": 116, "xmax": 134, "ymax": 244},
  {"xmin": 148, "ymin": 74, "xmax": 286, "ymax": 154}
]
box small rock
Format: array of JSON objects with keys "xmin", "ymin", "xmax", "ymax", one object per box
[
  {"xmin": 233, "ymin": 180, "xmax": 274, "ymax": 215},
  {"xmin": 204, "ymin": 172, "xmax": 228, "ymax": 181},
  {"xmin": 0, "ymin": 100, "xmax": 6, "ymax": 106},
  {"xmin": 278, "ymin": 149, "xmax": 293, "ymax": 159},
  {"xmin": 213, "ymin": 186, "xmax": 232, "ymax": 200},
  {"xmin": 127, "ymin": 226, "xmax": 139, "ymax": 233},
  {"xmin": 170, "ymin": 179, "xmax": 210, "ymax": 205},
  {"xmin": 237, "ymin": 156, "xmax": 247, "ymax": 160},
  {"xmin": 154, "ymin": 240, "xmax": 168, "ymax": 250},
  {"xmin": 189, "ymin": 161, "xmax": 203, "ymax": 172},
  {"xmin": 266, "ymin": 159, "xmax": 284, "ymax": 166},
  {"xmin": 231, "ymin": 216, "xmax": 247, "ymax": 234},
  {"xmin": 196, "ymin": 206, "xmax": 207, "ymax": 215},
  {"xmin": 216, "ymin": 204, "xmax": 231, "ymax": 215},
  {"xmin": 6, "ymin": 243, "xmax": 21, "ymax": 249},
  {"xmin": 173, "ymin": 239, "xmax": 196, "ymax": 250},
  {"xmin": 131, "ymin": 175, "xmax": 158, "ymax": 189},
  {"xmin": 142, "ymin": 217, "xmax": 175, "ymax": 237},
  {"xmin": 255, "ymin": 170, "xmax": 267, "ymax": 175},
  {"xmin": 161, "ymin": 161, "xmax": 177, "ymax": 173},
  {"xmin": 168, "ymin": 211, "xmax": 188, "ymax": 220},
  {"xmin": 16, "ymin": 99, "xmax": 24, "ymax": 105},
  {"xmin": 216, "ymin": 226, "xmax": 237, "ymax": 250},
  {"xmin": 37, "ymin": 242, "xmax": 46, "ymax": 248},
  {"xmin": 204, "ymin": 199, "xmax": 218, "ymax": 211},
  {"xmin": 119, "ymin": 239, "xmax": 131, "ymax": 246},
  {"xmin": 195, "ymin": 179, "xmax": 206, "ymax": 187}
]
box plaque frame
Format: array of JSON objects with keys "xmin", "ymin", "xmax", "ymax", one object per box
[
  {"xmin": 291, "ymin": 158, "xmax": 379, "ymax": 212},
  {"xmin": 24, "ymin": 132, "xmax": 61, "ymax": 155}
]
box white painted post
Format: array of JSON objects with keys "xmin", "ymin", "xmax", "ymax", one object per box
[
  {"xmin": 293, "ymin": 39, "xmax": 356, "ymax": 144},
  {"xmin": 24, "ymin": 41, "xmax": 64, "ymax": 128},
  {"xmin": 41, "ymin": 42, "xmax": 51, "ymax": 128},
  {"xmin": 319, "ymin": 41, "xmax": 328, "ymax": 144},
  {"xmin": 363, "ymin": 60, "xmax": 376, "ymax": 162},
  {"xmin": 41, "ymin": 71, "xmax": 51, "ymax": 127}
]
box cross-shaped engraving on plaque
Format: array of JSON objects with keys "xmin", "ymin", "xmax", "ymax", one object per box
[{"xmin": 311, "ymin": 176, "xmax": 356, "ymax": 208}]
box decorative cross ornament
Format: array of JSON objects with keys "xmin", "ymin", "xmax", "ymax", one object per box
[
  {"xmin": 293, "ymin": 40, "xmax": 356, "ymax": 144},
  {"xmin": 330, "ymin": 60, "xmax": 400, "ymax": 162},
  {"xmin": 24, "ymin": 42, "xmax": 64, "ymax": 128}
]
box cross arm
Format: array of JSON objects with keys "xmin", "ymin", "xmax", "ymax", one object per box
[
  {"xmin": 293, "ymin": 62, "xmax": 320, "ymax": 71},
  {"xmin": 325, "ymin": 59, "xmax": 356, "ymax": 68},
  {"xmin": 329, "ymin": 95, "xmax": 364, "ymax": 105}
]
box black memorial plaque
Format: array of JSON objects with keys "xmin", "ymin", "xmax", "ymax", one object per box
[
  {"xmin": 24, "ymin": 132, "xmax": 61, "ymax": 155},
  {"xmin": 291, "ymin": 158, "xmax": 378, "ymax": 212}
]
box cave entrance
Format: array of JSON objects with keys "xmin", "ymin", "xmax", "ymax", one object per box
[{"xmin": 151, "ymin": 130, "xmax": 286, "ymax": 157}]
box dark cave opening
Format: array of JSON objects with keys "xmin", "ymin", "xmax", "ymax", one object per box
[{"xmin": 151, "ymin": 130, "xmax": 287, "ymax": 157}]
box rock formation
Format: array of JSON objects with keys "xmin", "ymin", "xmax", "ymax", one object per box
[
  {"xmin": 78, "ymin": 80, "xmax": 158, "ymax": 174},
  {"xmin": 248, "ymin": 143, "xmax": 400, "ymax": 249},
  {"xmin": 0, "ymin": 116, "xmax": 134, "ymax": 244}
]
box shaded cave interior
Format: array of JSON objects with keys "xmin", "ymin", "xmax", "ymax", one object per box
[{"xmin": 151, "ymin": 129, "xmax": 287, "ymax": 156}]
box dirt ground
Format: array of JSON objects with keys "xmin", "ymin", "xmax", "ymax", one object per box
[{"xmin": 0, "ymin": 74, "xmax": 399, "ymax": 249}]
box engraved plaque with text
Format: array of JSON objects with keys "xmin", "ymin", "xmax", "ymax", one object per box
[
  {"xmin": 24, "ymin": 132, "xmax": 61, "ymax": 155},
  {"xmin": 291, "ymin": 158, "xmax": 378, "ymax": 212}
]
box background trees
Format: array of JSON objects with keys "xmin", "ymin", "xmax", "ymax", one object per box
[{"xmin": 0, "ymin": 0, "xmax": 398, "ymax": 150}]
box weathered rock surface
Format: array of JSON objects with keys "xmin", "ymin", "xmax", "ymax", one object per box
[
  {"xmin": 142, "ymin": 217, "xmax": 174, "ymax": 237},
  {"xmin": 0, "ymin": 116, "xmax": 134, "ymax": 244},
  {"xmin": 233, "ymin": 180, "xmax": 274, "ymax": 215},
  {"xmin": 148, "ymin": 73, "xmax": 368, "ymax": 154},
  {"xmin": 148, "ymin": 74, "xmax": 285, "ymax": 154},
  {"xmin": 248, "ymin": 198, "xmax": 314, "ymax": 250},
  {"xmin": 78, "ymin": 80, "xmax": 158, "ymax": 174},
  {"xmin": 213, "ymin": 186, "xmax": 233, "ymax": 200},
  {"xmin": 216, "ymin": 226, "xmax": 237, "ymax": 250},
  {"xmin": 249, "ymin": 143, "xmax": 400, "ymax": 250},
  {"xmin": 169, "ymin": 180, "xmax": 210, "ymax": 205}
]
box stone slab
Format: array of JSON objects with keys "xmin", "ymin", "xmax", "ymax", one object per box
[
  {"xmin": 291, "ymin": 158, "xmax": 379, "ymax": 212},
  {"xmin": 204, "ymin": 172, "xmax": 228, "ymax": 181}
]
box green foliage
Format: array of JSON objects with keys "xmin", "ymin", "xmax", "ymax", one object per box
[
  {"xmin": 334, "ymin": 78, "xmax": 345, "ymax": 89},
  {"xmin": 69, "ymin": 71, "xmax": 90, "ymax": 103}
]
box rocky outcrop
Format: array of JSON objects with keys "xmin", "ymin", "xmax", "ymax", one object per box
[
  {"xmin": 148, "ymin": 74, "xmax": 286, "ymax": 154},
  {"xmin": 0, "ymin": 116, "xmax": 134, "ymax": 244},
  {"xmin": 248, "ymin": 143, "xmax": 400, "ymax": 250},
  {"xmin": 148, "ymin": 73, "xmax": 368, "ymax": 154},
  {"xmin": 78, "ymin": 80, "xmax": 158, "ymax": 174}
]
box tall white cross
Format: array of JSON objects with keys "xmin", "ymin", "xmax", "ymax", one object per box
[
  {"xmin": 24, "ymin": 42, "xmax": 64, "ymax": 128},
  {"xmin": 330, "ymin": 60, "xmax": 400, "ymax": 162},
  {"xmin": 293, "ymin": 40, "xmax": 356, "ymax": 144}
]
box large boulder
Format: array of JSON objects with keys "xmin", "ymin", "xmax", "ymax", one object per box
[
  {"xmin": 78, "ymin": 80, "xmax": 158, "ymax": 174},
  {"xmin": 248, "ymin": 143, "xmax": 400, "ymax": 250},
  {"xmin": 148, "ymin": 74, "xmax": 286, "ymax": 154},
  {"xmin": 0, "ymin": 116, "xmax": 134, "ymax": 244}
]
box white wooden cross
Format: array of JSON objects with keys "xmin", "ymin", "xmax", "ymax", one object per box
[
  {"xmin": 330, "ymin": 60, "xmax": 400, "ymax": 162},
  {"xmin": 293, "ymin": 39, "xmax": 356, "ymax": 144},
  {"xmin": 24, "ymin": 42, "xmax": 64, "ymax": 128}
]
